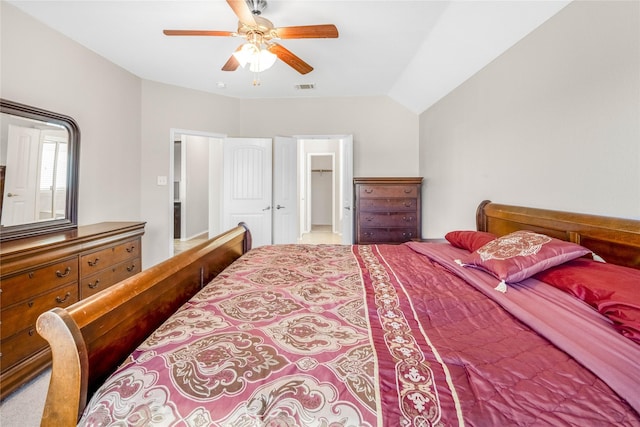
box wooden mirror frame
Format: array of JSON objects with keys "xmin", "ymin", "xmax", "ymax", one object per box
[{"xmin": 0, "ymin": 99, "xmax": 80, "ymax": 241}]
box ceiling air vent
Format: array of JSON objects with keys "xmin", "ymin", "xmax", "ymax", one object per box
[{"xmin": 295, "ymin": 83, "xmax": 316, "ymax": 90}]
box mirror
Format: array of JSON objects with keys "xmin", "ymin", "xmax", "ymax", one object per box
[{"xmin": 0, "ymin": 99, "xmax": 80, "ymax": 241}]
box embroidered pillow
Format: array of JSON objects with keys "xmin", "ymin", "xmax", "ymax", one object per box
[
  {"xmin": 445, "ymin": 230, "xmax": 497, "ymax": 252},
  {"xmin": 458, "ymin": 230, "xmax": 591, "ymax": 292}
]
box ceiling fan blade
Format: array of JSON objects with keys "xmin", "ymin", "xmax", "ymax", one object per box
[
  {"xmin": 275, "ymin": 24, "xmax": 339, "ymax": 39},
  {"xmin": 226, "ymin": 0, "xmax": 256, "ymax": 26},
  {"xmin": 268, "ymin": 43, "xmax": 313, "ymax": 75},
  {"xmin": 163, "ymin": 30, "xmax": 234, "ymax": 37},
  {"xmin": 222, "ymin": 45, "xmax": 244, "ymax": 71}
]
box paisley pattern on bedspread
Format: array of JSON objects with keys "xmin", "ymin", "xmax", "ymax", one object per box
[{"xmin": 80, "ymin": 244, "xmax": 426, "ymax": 426}]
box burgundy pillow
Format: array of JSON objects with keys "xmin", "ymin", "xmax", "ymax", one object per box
[
  {"xmin": 445, "ymin": 230, "xmax": 496, "ymax": 252},
  {"xmin": 459, "ymin": 230, "xmax": 591, "ymax": 289},
  {"xmin": 535, "ymin": 257, "xmax": 640, "ymax": 345}
]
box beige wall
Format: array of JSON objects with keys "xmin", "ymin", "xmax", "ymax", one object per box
[
  {"xmin": 140, "ymin": 85, "xmax": 418, "ymax": 265},
  {"xmin": 418, "ymin": 0, "xmax": 640, "ymax": 238},
  {"xmin": 237, "ymin": 97, "xmax": 419, "ymax": 177},
  {"xmin": 1, "ymin": 3, "xmax": 143, "ymax": 227}
]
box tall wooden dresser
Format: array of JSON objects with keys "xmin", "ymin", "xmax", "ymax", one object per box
[
  {"xmin": 354, "ymin": 177, "xmax": 423, "ymax": 244},
  {"xmin": 0, "ymin": 221, "xmax": 145, "ymax": 399}
]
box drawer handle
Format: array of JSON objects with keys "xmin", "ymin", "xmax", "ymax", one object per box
[
  {"xmin": 56, "ymin": 292, "xmax": 71, "ymax": 304},
  {"xmin": 404, "ymin": 202, "xmax": 413, "ymax": 207},
  {"xmin": 365, "ymin": 216, "xmax": 373, "ymax": 222},
  {"xmin": 56, "ymin": 267, "xmax": 72, "ymax": 278},
  {"xmin": 364, "ymin": 188, "xmax": 373, "ymax": 194},
  {"xmin": 403, "ymin": 216, "xmax": 414, "ymax": 222},
  {"xmin": 126, "ymin": 245, "xmax": 136, "ymax": 253},
  {"xmin": 29, "ymin": 328, "xmax": 36, "ymax": 337},
  {"xmin": 404, "ymin": 188, "xmax": 412, "ymax": 193},
  {"xmin": 126, "ymin": 264, "xmax": 136, "ymax": 272},
  {"xmin": 88, "ymin": 258, "xmax": 100, "ymax": 267},
  {"xmin": 364, "ymin": 231, "xmax": 374, "ymax": 237},
  {"xmin": 28, "ymin": 300, "xmax": 34, "ymax": 308},
  {"xmin": 402, "ymin": 232, "xmax": 414, "ymax": 238},
  {"xmin": 88, "ymin": 280, "xmax": 100, "ymax": 289}
]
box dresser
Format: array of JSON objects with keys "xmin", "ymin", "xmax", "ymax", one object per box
[
  {"xmin": 354, "ymin": 177, "xmax": 423, "ymax": 244},
  {"xmin": 0, "ymin": 221, "xmax": 145, "ymax": 399}
]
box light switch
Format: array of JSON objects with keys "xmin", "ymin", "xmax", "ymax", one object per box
[{"xmin": 157, "ymin": 176, "xmax": 168, "ymax": 186}]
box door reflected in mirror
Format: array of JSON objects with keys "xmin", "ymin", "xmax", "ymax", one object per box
[
  {"xmin": 2, "ymin": 117, "xmax": 69, "ymax": 226},
  {"xmin": 0, "ymin": 99, "xmax": 79, "ymax": 241}
]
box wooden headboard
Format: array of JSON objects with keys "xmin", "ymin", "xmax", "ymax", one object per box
[{"xmin": 476, "ymin": 200, "xmax": 640, "ymax": 269}]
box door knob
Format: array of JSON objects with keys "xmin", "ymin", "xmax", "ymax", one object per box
[
  {"xmin": 7, "ymin": 193, "xmax": 19, "ymax": 197},
  {"xmin": 262, "ymin": 206, "xmax": 271, "ymax": 211},
  {"xmin": 276, "ymin": 205, "xmax": 285, "ymax": 209}
]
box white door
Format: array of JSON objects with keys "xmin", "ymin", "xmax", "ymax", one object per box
[
  {"xmin": 273, "ymin": 136, "xmax": 299, "ymax": 244},
  {"xmin": 222, "ymin": 138, "xmax": 273, "ymax": 247},
  {"xmin": 2, "ymin": 125, "xmax": 40, "ymax": 226},
  {"xmin": 340, "ymin": 136, "xmax": 354, "ymax": 244}
]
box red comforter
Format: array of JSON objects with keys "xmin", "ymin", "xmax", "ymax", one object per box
[{"xmin": 79, "ymin": 243, "xmax": 640, "ymax": 426}]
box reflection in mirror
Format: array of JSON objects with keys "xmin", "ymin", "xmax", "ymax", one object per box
[
  {"xmin": 0, "ymin": 99, "xmax": 79, "ymax": 241},
  {"xmin": 2, "ymin": 117, "xmax": 69, "ymax": 226}
]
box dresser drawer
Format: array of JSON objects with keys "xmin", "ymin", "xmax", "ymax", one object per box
[
  {"xmin": 0, "ymin": 327, "xmax": 49, "ymax": 372},
  {"xmin": 80, "ymin": 237, "xmax": 141, "ymax": 277},
  {"xmin": 80, "ymin": 257, "xmax": 141, "ymax": 299},
  {"xmin": 0, "ymin": 257, "xmax": 78, "ymax": 307},
  {"xmin": 358, "ymin": 185, "xmax": 418, "ymax": 198},
  {"xmin": 358, "ymin": 212, "xmax": 418, "ymax": 227},
  {"xmin": 1, "ymin": 283, "xmax": 78, "ymax": 340},
  {"xmin": 358, "ymin": 228, "xmax": 418, "ymax": 244},
  {"xmin": 358, "ymin": 198, "xmax": 417, "ymax": 212}
]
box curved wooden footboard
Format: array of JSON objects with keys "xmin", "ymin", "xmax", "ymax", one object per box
[{"xmin": 36, "ymin": 224, "xmax": 251, "ymax": 426}]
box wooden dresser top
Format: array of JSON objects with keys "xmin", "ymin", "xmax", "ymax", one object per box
[{"xmin": 1, "ymin": 222, "xmax": 146, "ymax": 268}]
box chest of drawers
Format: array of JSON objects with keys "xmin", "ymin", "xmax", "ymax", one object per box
[
  {"xmin": 0, "ymin": 221, "xmax": 145, "ymax": 399},
  {"xmin": 354, "ymin": 177, "xmax": 423, "ymax": 244}
]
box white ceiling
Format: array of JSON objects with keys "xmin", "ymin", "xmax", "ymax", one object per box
[{"xmin": 7, "ymin": 0, "xmax": 571, "ymax": 114}]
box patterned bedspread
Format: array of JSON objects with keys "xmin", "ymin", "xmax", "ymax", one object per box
[{"xmin": 79, "ymin": 243, "xmax": 640, "ymax": 426}]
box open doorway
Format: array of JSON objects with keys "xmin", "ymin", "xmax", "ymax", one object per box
[
  {"xmin": 300, "ymin": 153, "xmax": 341, "ymax": 244},
  {"xmin": 295, "ymin": 137, "xmax": 350, "ymax": 245},
  {"xmin": 169, "ymin": 130, "xmax": 224, "ymax": 256}
]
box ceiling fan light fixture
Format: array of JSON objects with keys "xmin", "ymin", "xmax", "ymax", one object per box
[
  {"xmin": 233, "ymin": 42, "xmax": 277, "ymax": 72},
  {"xmin": 232, "ymin": 43, "xmax": 258, "ymax": 67}
]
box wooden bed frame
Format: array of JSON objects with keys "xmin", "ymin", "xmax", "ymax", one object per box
[{"xmin": 36, "ymin": 202, "xmax": 640, "ymax": 426}]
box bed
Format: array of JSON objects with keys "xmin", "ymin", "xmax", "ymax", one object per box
[{"xmin": 36, "ymin": 200, "xmax": 640, "ymax": 426}]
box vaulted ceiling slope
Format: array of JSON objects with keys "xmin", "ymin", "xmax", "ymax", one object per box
[{"xmin": 7, "ymin": 0, "xmax": 571, "ymax": 114}]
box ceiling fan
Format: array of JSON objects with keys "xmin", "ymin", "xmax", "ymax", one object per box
[{"xmin": 163, "ymin": 0, "xmax": 339, "ymax": 75}]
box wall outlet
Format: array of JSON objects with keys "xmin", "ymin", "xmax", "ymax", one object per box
[{"xmin": 157, "ymin": 176, "xmax": 168, "ymax": 186}]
